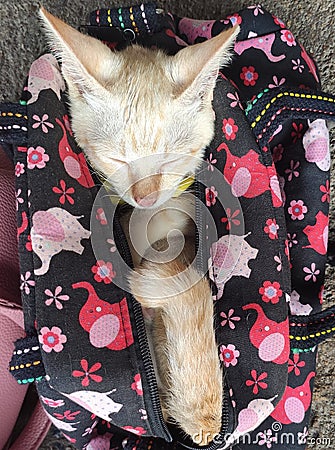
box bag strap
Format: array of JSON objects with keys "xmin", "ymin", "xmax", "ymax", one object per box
[
  {"xmin": 245, "ymin": 87, "xmax": 335, "ymax": 352},
  {"xmin": 245, "ymin": 87, "xmax": 335, "ymax": 149},
  {"xmin": 290, "ymin": 306, "xmax": 335, "ymax": 352},
  {"xmin": 0, "ymin": 103, "xmax": 28, "ymax": 145}
]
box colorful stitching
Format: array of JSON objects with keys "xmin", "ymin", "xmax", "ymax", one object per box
[
  {"xmin": 249, "ymin": 91, "xmax": 335, "ymax": 128},
  {"xmin": 289, "ymin": 326, "xmax": 335, "ymax": 341},
  {"xmin": 1, "ymin": 111, "xmax": 28, "ymax": 119},
  {"xmin": 140, "ymin": 3, "xmax": 150, "ymax": 33},
  {"xmin": 118, "ymin": 8, "xmax": 125, "ymax": 29},
  {"xmin": 107, "ymin": 9, "xmax": 112, "ymax": 26},
  {"xmin": 129, "ymin": 7, "xmax": 139, "ymax": 33},
  {"xmin": 10, "ymin": 360, "xmax": 42, "ymax": 371}
]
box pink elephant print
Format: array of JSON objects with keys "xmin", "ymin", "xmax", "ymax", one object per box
[
  {"xmin": 27, "ymin": 54, "xmax": 65, "ymax": 105},
  {"xmin": 271, "ymin": 372, "xmax": 315, "ymax": 424},
  {"xmin": 31, "ymin": 207, "xmax": 91, "ymax": 276},
  {"xmin": 303, "ymin": 119, "xmax": 330, "ymax": 171},
  {"xmin": 178, "ymin": 18, "xmax": 215, "ymax": 44},
  {"xmin": 235, "ymin": 33, "xmax": 285, "ymax": 63}
]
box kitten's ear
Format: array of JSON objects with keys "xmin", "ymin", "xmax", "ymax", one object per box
[
  {"xmin": 39, "ymin": 7, "xmax": 119, "ymax": 96},
  {"xmin": 170, "ymin": 25, "xmax": 240, "ymax": 103}
]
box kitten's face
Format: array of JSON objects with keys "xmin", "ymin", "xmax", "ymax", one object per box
[{"xmin": 40, "ymin": 8, "xmax": 239, "ymax": 208}]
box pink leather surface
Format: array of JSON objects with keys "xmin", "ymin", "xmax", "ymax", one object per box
[
  {"xmin": 0, "ymin": 312, "xmax": 28, "ymax": 449},
  {"xmin": 10, "ymin": 402, "xmax": 51, "ymax": 450}
]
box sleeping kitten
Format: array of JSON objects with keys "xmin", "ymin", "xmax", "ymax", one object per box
[{"xmin": 40, "ymin": 8, "xmax": 239, "ymax": 445}]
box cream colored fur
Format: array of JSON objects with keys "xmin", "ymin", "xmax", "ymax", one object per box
[{"xmin": 39, "ymin": 8, "xmax": 239, "ymax": 445}]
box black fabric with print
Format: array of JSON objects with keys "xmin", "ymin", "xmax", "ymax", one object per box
[{"xmin": 3, "ymin": 4, "xmax": 334, "ymax": 450}]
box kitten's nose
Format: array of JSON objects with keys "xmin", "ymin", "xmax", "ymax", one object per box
[
  {"xmin": 132, "ymin": 174, "xmax": 161, "ymax": 208},
  {"xmin": 134, "ymin": 192, "xmax": 158, "ymax": 207}
]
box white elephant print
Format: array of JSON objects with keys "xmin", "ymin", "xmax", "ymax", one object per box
[
  {"xmin": 31, "ymin": 207, "xmax": 91, "ymax": 276},
  {"xmin": 61, "ymin": 389, "xmax": 123, "ymax": 422}
]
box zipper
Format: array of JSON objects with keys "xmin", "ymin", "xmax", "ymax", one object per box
[{"xmin": 113, "ymin": 211, "xmax": 172, "ymax": 442}]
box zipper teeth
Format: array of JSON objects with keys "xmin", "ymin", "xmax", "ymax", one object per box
[
  {"xmin": 132, "ymin": 298, "xmax": 171, "ymax": 440},
  {"xmin": 114, "ymin": 212, "xmax": 171, "ymax": 441}
]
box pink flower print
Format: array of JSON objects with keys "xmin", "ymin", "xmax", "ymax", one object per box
[
  {"xmin": 320, "ymin": 180, "xmax": 330, "ymax": 203},
  {"xmin": 20, "ymin": 271, "xmax": 35, "ymax": 295},
  {"xmin": 206, "ymin": 153, "xmax": 217, "ymax": 171},
  {"xmin": 288, "ymin": 200, "xmax": 307, "ymax": 221},
  {"xmin": 240, "ymin": 66, "xmax": 259, "ymax": 87},
  {"xmin": 107, "ymin": 238, "xmax": 117, "ymax": 252},
  {"xmin": 91, "ymin": 260, "xmax": 116, "ymax": 284},
  {"xmin": 247, "ymin": 4, "xmax": 264, "ymax": 15},
  {"xmin": 285, "ymin": 160, "xmax": 300, "ymax": 181},
  {"xmin": 220, "ymin": 309, "xmax": 241, "ymax": 329},
  {"xmin": 122, "ymin": 426, "xmax": 146, "ymax": 436},
  {"xmin": 258, "ymin": 429, "xmax": 277, "ymax": 448},
  {"xmin": 292, "ymin": 58, "xmax": 304, "ymax": 73},
  {"xmin": 274, "ymin": 254, "xmax": 282, "ymax": 271},
  {"xmin": 221, "ymin": 208, "xmax": 241, "ymax": 230},
  {"xmin": 205, "ymin": 186, "xmax": 218, "ymax": 207},
  {"xmin": 41, "ymin": 396, "xmax": 65, "ymax": 408},
  {"xmin": 222, "ymin": 118, "xmax": 238, "ymax": 140},
  {"xmin": 245, "ymin": 370, "xmax": 268, "ymax": 394},
  {"xmin": 268, "ymin": 75, "xmax": 286, "ymax": 89},
  {"xmin": 264, "ymin": 218, "xmax": 279, "ymax": 240},
  {"xmin": 52, "ymin": 179, "xmax": 75, "ymax": 205},
  {"xmin": 15, "ymin": 189, "xmax": 24, "ymax": 210},
  {"xmin": 96, "ymin": 207, "xmax": 108, "ymax": 225},
  {"xmin": 272, "ymin": 144, "xmax": 284, "ymax": 163},
  {"xmin": 227, "ymin": 91, "xmax": 242, "ymax": 109},
  {"xmin": 131, "ymin": 374, "xmax": 143, "ymax": 396},
  {"xmin": 32, "ymin": 114, "xmax": 54, "ymax": 133},
  {"xmin": 15, "ymin": 162, "xmax": 25, "ymax": 177},
  {"xmin": 219, "ymin": 344, "xmax": 240, "ymax": 367},
  {"xmin": 259, "ymin": 281, "xmax": 282, "ymax": 304},
  {"xmin": 288, "ymin": 353, "xmax": 305, "ymax": 376},
  {"xmin": 280, "ymin": 29, "xmax": 296, "ymax": 46},
  {"xmin": 224, "ymin": 13, "xmax": 242, "ymax": 26},
  {"xmin": 273, "ymin": 16, "xmax": 286, "ymax": 28},
  {"xmin": 27, "ymin": 146, "xmax": 49, "ymax": 169},
  {"xmin": 44, "ymin": 286, "xmax": 69, "ymax": 310},
  {"xmin": 39, "ymin": 326, "xmax": 67, "ymax": 353},
  {"xmin": 287, "ymin": 232, "xmax": 298, "ymax": 248},
  {"xmin": 54, "ymin": 410, "xmax": 81, "ymax": 421},
  {"xmin": 303, "ymin": 263, "xmax": 320, "ymax": 282},
  {"xmin": 291, "ymin": 122, "xmax": 304, "ymax": 143},
  {"xmin": 72, "ymin": 359, "xmax": 103, "ymax": 387}
]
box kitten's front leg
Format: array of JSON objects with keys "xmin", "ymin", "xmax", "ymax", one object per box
[{"xmin": 128, "ymin": 238, "xmax": 223, "ymax": 446}]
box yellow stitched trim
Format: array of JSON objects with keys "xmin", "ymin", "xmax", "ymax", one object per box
[
  {"xmin": 1, "ymin": 112, "xmax": 28, "ymax": 119},
  {"xmin": 250, "ymin": 91, "xmax": 333, "ymax": 128},
  {"xmin": 107, "ymin": 9, "xmax": 112, "ymax": 26},
  {"xmin": 10, "ymin": 360, "xmax": 41, "ymax": 371},
  {"xmin": 129, "ymin": 7, "xmax": 139, "ymax": 33},
  {"xmin": 289, "ymin": 326, "xmax": 335, "ymax": 341}
]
